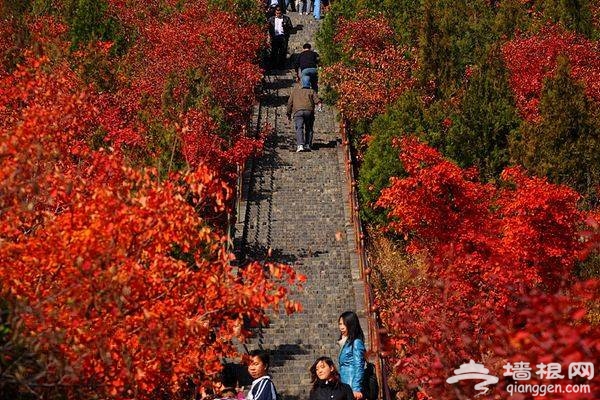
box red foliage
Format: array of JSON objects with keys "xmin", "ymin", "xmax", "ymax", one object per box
[
  {"xmin": 502, "ymin": 24, "xmax": 600, "ymax": 121},
  {"xmin": 178, "ymin": 106, "xmax": 265, "ymax": 176},
  {"xmin": 322, "ymin": 15, "xmax": 415, "ymax": 123},
  {"xmin": 0, "ymin": 55, "xmax": 101, "ymax": 239},
  {"xmin": 375, "ymin": 137, "xmax": 598, "ymax": 399},
  {"xmin": 0, "ymin": 1, "xmax": 302, "ymax": 398},
  {"xmin": 580, "ymin": 211, "xmax": 600, "ymax": 260},
  {"xmin": 104, "ymin": 0, "xmax": 264, "ymax": 174},
  {"xmin": 0, "ymin": 54, "xmax": 303, "ymax": 399},
  {"xmin": 491, "ymin": 280, "xmax": 600, "ymax": 400}
]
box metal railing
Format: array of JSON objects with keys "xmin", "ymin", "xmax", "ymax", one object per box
[{"xmin": 339, "ymin": 117, "xmax": 391, "ymax": 400}]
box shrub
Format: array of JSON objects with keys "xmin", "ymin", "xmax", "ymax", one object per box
[
  {"xmin": 357, "ymin": 91, "xmax": 426, "ymax": 225},
  {"xmin": 444, "ymin": 45, "xmax": 521, "ymax": 180},
  {"xmin": 509, "ymin": 56, "xmax": 600, "ymax": 201}
]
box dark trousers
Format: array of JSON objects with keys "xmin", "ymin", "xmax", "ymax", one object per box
[
  {"xmin": 271, "ymin": 35, "xmax": 288, "ymax": 69},
  {"xmin": 293, "ymin": 109, "xmax": 314, "ymax": 147}
]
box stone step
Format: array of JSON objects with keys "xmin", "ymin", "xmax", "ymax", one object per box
[{"xmin": 234, "ymin": 10, "xmax": 367, "ymax": 399}]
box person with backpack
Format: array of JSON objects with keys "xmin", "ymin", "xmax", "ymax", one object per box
[
  {"xmin": 338, "ymin": 311, "xmax": 366, "ymax": 400},
  {"xmin": 246, "ymin": 350, "xmax": 278, "ymax": 400},
  {"xmin": 308, "ymin": 356, "xmax": 354, "ymax": 400}
]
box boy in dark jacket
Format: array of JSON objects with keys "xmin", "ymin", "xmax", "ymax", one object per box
[{"xmin": 295, "ymin": 43, "xmax": 319, "ymax": 92}]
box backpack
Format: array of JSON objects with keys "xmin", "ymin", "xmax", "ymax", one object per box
[{"xmin": 361, "ymin": 362, "xmax": 379, "ymax": 400}]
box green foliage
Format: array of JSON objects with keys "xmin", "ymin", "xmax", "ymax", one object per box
[
  {"xmin": 65, "ymin": 0, "xmax": 118, "ymax": 45},
  {"xmin": 358, "ymin": 91, "xmax": 428, "ymax": 224},
  {"xmin": 147, "ymin": 122, "xmax": 187, "ymax": 177},
  {"xmin": 30, "ymin": 0, "xmax": 125, "ymax": 48},
  {"xmin": 539, "ymin": 0, "xmax": 594, "ymax": 37},
  {"xmin": 444, "ymin": 45, "xmax": 520, "ymax": 180},
  {"xmin": 377, "ymin": 0, "xmax": 423, "ymax": 46},
  {"xmin": 417, "ymin": 0, "xmax": 496, "ymax": 97},
  {"xmin": 493, "ymin": 0, "xmax": 532, "ymax": 39},
  {"xmin": 208, "ymin": 0, "xmax": 265, "ymax": 26},
  {"xmin": 509, "ymin": 56, "xmax": 600, "ymax": 201}
]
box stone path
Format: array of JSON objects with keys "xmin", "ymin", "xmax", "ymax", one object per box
[{"xmin": 234, "ymin": 11, "xmax": 367, "ymax": 400}]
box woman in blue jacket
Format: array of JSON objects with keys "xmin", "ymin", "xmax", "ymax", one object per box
[{"xmin": 338, "ymin": 311, "xmax": 365, "ymax": 399}]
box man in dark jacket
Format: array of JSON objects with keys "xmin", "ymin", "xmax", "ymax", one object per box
[
  {"xmin": 267, "ymin": 6, "xmax": 293, "ymax": 70},
  {"xmin": 295, "ymin": 42, "xmax": 319, "ymax": 92}
]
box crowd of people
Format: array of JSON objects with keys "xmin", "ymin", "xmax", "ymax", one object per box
[
  {"xmin": 266, "ymin": 0, "xmax": 333, "ymax": 19},
  {"xmin": 265, "ymin": 3, "xmax": 324, "ymax": 152},
  {"xmin": 204, "ymin": 311, "xmax": 369, "ymax": 400}
]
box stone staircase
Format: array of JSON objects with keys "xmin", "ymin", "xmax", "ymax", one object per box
[{"xmin": 233, "ymin": 11, "xmax": 367, "ymax": 400}]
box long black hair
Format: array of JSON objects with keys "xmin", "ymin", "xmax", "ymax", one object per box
[{"xmin": 338, "ymin": 311, "xmax": 365, "ymax": 345}]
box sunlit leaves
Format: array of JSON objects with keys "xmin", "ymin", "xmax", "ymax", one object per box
[
  {"xmin": 375, "ymin": 137, "xmax": 597, "ymax": 398},
  {"xmin": 0, "ymin": 1, "xmax": 303, "ymax": 398},
  {"xmin": 321, "ymin": 15, "xmax": 416, "ymax": 123},
  {"xmin": 502, "ymin": 24, "xmax": 600, "ymax": 121}
]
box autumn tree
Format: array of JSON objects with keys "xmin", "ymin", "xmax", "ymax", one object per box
[
  {"xmin": 501, "ymin": 24, "xmax": 600, "ymax": 122},
  {"xmin": 0, "ymin": 50, "xmax": 304, "ymax": 399},
  {"xmin": 0, "ymin": 1, "xmax": 303, "ymax": 398},
  {"xmin": 510, "ymin": 56, "xmax": 600, "ymax": 200},
  {"xmin": 321, "ymin": 15, "xmax": 415, "ymax": 124},
  {"xmin": 374, "ymin": 137, "xmax": 599, "ymax": 399}
]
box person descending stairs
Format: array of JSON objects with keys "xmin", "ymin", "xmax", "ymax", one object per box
[{"xmin": 234, "ymin": 10, "xmax": 370, "ymax": 400}]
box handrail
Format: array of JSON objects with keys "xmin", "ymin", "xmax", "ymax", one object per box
[
  {"xmin": 230, "ymin": 98, "xmax": 263, "ymax": 265},
  {"xmin": 339, "ymin": 117, "xmax": 391, "ymax": 400}
]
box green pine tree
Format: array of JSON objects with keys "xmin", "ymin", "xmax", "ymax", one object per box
[
  {"xmin": 540, "ymin": 0, "xmax": 593, "ymax": 37},
  {"xmin": 445, "ymin": 45, "xmax": 521, "ymax": 180},
  {"xmin": 510, "ymin": 56, "xmax": 600, "ymax": 202},
  {"xmin": 357, "ymin": 91, "xmax": 428, "ymax": 225},
  {"xmin": 417, "ymin": 0, "xmax": 495, "ymax": 98}
]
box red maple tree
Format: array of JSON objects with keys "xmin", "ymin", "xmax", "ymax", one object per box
[
  {"xmin": 375, "ymin": 137, "xmax": 599, "ymax": 399},
  {"xmin": 322, "ymin": 15, "xmax": 415, "ymax": 123},
  {"xmin": 502, "ymin": 24, "xmax": 600, "ymax": 121},
  {"xmin": 1, "ymin": 1, "xmax": 303, "ymax": 398}
]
